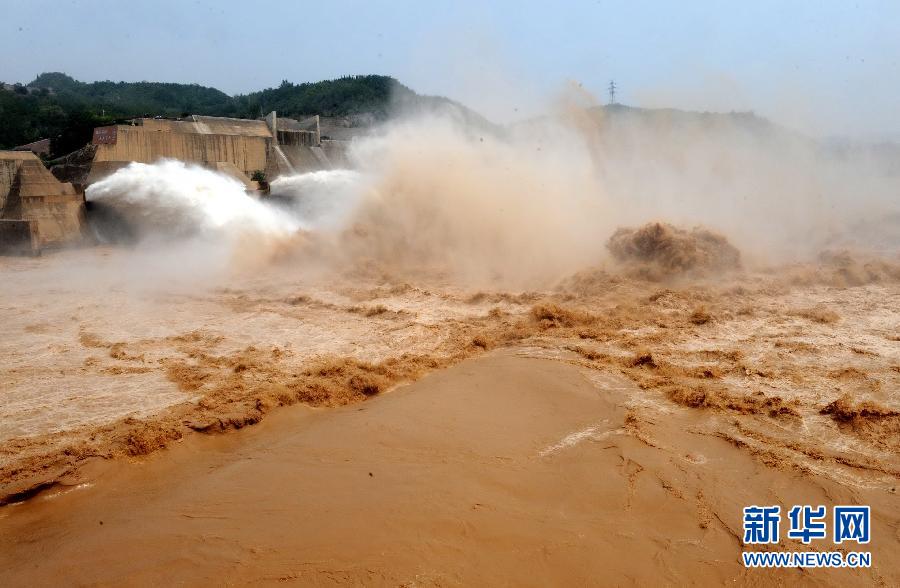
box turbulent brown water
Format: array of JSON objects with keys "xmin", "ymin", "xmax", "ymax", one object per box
[{"xmin": 1, "ymin": 241, "xmax": 898, "ymax": 501}]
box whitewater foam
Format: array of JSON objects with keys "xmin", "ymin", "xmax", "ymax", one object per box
[{"xmin": 86, "ymin": 160, "xmax": 300, "ymax": 241}]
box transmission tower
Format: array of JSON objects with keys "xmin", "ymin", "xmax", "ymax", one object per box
[{"xmin": 608, "ymin": 80, "xmax": 617, "ymax": 105}]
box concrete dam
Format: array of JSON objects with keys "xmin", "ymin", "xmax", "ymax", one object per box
[
  {"xmin": 1, "ymin": 111, "xmax": 364, "ymax": 254},
  {"xmin": 88, "ymin": 112, "xmax": 356, "ymax": 184}
]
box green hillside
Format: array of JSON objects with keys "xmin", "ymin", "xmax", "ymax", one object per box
[
  {"xmin": 29, "ymin": 72, "xmax": 233, "ymax": 115},
  {"xmin": 231, "ymin": 76, "xmax": 405, "ymax": 119}
]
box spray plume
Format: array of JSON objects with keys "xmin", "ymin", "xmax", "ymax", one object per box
[{"xmin": 81, "ymin": 92, "xmax": 900, "ymax": 287}]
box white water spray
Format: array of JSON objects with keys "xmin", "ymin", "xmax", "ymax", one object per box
[
  {"xmin": 86, "ymin": 160, "xmax": 301, "ymax": 241},
  {"xmin": 269, "ymin": 169, "xmax": 364, "ymax": 231}
]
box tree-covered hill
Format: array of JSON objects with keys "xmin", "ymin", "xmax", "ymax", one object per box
[
  {"xmin": 29, "ymin": 72, "xmax": 233, "ymax": 116},
  {"xmin": 230, "ymin": 75, "xmax": 405, "ymax": 119}
]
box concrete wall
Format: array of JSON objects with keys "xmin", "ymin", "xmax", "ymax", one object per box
[
  {"xmin": 135, "ymin": 117, "xmax": 272, "ymax": 137},
  {"xmin": 0, "ymin": 219, "xmax": 39, "ymax": 255},
  {"xmin": 277, "ymin": 145, "xmax": 327, "ymax": 174},
  {"xmin": 276, "ymin": 130, "xmax": 318, "ymax": 147},
  {"xmin": 0, "ymin": 158, "xmax": 21, "ymax": 211},
  {"xmin": 93, "ymin": 126, "xmax": 271, "ymax": 177},
  {"xmin": 1, "ymin": 151, "xmax": 84, "ymax": 250},
  {"xmin": 320, "ymin": 140, "xmax": 351, "ymax": 168},
  {"xmin": 186, "ymin": 116, "xmax": 272, "ymax": 137}
]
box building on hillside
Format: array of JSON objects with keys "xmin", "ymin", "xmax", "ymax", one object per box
[{"xmin": 0, "ymin": 151, "xmax": 84, "ymax": 254}]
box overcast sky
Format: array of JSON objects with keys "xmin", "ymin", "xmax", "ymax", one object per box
[{"xmin": 2, "ymin": 0, "xmax": 898, "ymax": 138}]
